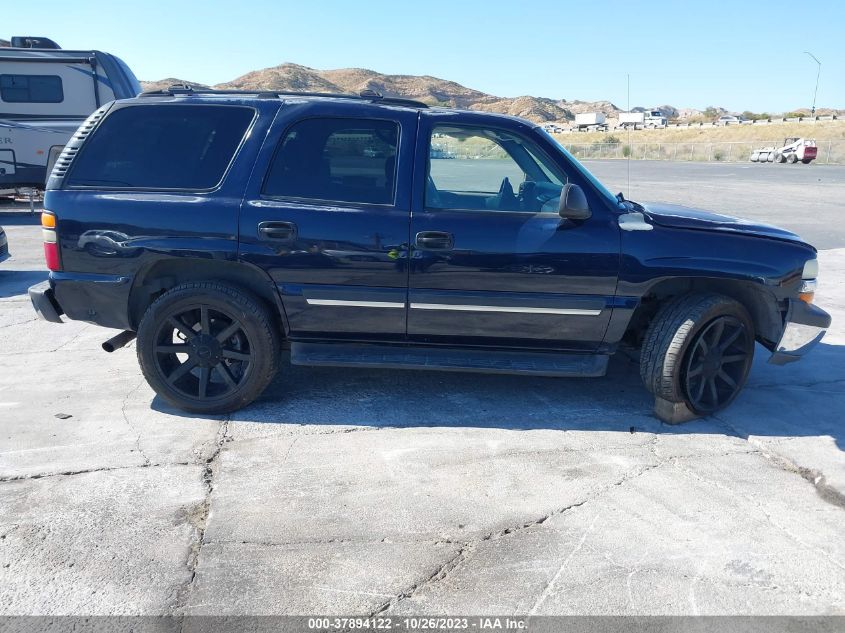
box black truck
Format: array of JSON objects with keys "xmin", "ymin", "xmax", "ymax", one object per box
[{"xmin": 28, "ymin": 88, "xmax": 831, "ymax": 422}]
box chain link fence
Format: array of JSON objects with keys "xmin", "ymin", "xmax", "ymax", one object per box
[{"xmin": 562, "ymin": 141, "xmax": 845, "ymax": 164}]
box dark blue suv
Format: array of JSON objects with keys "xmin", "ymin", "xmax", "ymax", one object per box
[{"xmin": 28, "ymin": 88, "xmax": 831, "ymax": 421}]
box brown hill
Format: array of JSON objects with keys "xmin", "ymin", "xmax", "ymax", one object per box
[
  {"xmin": 140, "ymin": 78, "xmax": 209, "ymax": 92},
  {"xmin": 471, "ymin": 96, "xmax": 573, "ymax": 121},
  {"xmin": 216, "ymin": 63, "xmax": 339, "ymax": 93},
  {"xmin": 142, "ymin": 62, "xmax": 610, "ymax": 123}
]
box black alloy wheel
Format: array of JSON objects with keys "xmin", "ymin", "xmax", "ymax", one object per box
[
  {"xmin": 682, "ymin": 316, "xmax": 753, "ymax": 414},
  {"xmin": 137, "ymin": 282, "xmax": 280, "ymax": 413},
  {"xmin": 154, "ymin": 304, "xmax": 253, "ymax": 401}
]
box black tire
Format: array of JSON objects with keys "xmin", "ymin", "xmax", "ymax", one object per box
[
  {"xmin": 802, "ymin": 159, "xmax": 812, "ymax": 164},
  {"xmin": 640, "ymin": 293, "xmax": 755, "ymax": 415},
  {"xmin": 787, "ymin": 154, "xmax": 798, "ymax": 164},
  {"xmin": 137, "ymin": 282, "xmax": 280, "ymax": 414}
]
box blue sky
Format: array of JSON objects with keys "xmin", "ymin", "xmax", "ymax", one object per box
[{"xmin": 8, "ymin": 0, "xmax": 844, "ymax": 112}]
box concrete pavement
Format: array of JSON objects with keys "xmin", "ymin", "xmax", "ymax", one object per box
[{"xmin": 1, "ymin": 211, "xmax": 844, "ymax": 615}]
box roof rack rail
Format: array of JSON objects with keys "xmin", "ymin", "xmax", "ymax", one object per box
[{"xmin": 137, "ymin": 84, "xmax": 429, "ymax": 108}]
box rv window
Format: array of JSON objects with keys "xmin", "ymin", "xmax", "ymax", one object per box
[
  {"xmin": 66, "ymin": 105, "xmax": 255, "ymax": 190},
  {"xmin": 0, "ymin": 74, "xmax": 64, "ymax": 103}
]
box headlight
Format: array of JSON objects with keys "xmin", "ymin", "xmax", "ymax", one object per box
[
  {"xmin": 802, "ymin": 258, "xmax": 818, "ymax": 280},
  {"xmin": 800, "ymin": 259, "xmax": 818, "ymax": 303}
]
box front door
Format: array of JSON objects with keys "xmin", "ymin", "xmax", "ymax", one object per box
[
  {"xmin": 239, "ymin": 101, "xmax": 418, "ymax": 341},
  {"xmin": 408, "ymin": 115, "xmax": 620, "ymax": 351}
]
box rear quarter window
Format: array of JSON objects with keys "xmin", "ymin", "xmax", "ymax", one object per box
[{"xmin": 66, "ymin": 104, "xmax": 255, "ymax": 190}]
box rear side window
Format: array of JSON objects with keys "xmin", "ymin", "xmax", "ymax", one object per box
[
  {"xmin": 66, "ymin": 105, "xmax": 254, "ymax": 190},
  {"xmin": 0, "ymin": 74, "xmax": 63, "ymax": 103},
  {"xmin": 263, "ymin": 117, "xmax": 399, "ymax": 205}
]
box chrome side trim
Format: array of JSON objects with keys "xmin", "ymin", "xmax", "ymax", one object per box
[
  {"xmin": 306, "ymin": 299, "xmax": 405, "ymax": 308},
  {"xmin": 410, "ymin": 303, "xmax": 602, "ymax": 316}
]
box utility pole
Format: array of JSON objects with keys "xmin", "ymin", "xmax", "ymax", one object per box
[{"xmin": 803, "ymin": 51, "xmax": 821, "ymax": 116}]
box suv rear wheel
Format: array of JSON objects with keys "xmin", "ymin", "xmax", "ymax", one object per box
[
  {"xmin": 137, "ymin": 282, "xmax": 280, "ymax": 414},
  {"xmin": 640, "ymin": 293, "xmax": 755, "ymax": 415}
]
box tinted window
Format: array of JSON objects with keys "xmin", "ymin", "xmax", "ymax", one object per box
[
  {"xmin": 67, "ymin": 105, "xmax": 254, "ymax": 189},
  {"xmin": 427, "ymin": 126, "xmax": 567, "ymax": 212},
  {"xmin": 264, "ymin": 118, "xmax": 398, "ymax": 205},
  {"xmin": 0, "ymin": 74, "xmax": 63, "ymax": 103}
]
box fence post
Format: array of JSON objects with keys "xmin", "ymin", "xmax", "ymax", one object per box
[
  {"xmin": 690, "ymin": 145, "xmax": 694, "ymax": 161},
  {"xmin": 728, "ymin": 143, "xmax": 733, "ymax": 162},
  {"xmin": 707, "ymin": 144, "xmax": 712, "ymax": 162},
  {"xmin": 828, "ymin": 140, "xmax": 832, "ymax": 165},
  {"xmin": 673, "ymin": 144, "xmax": 678, "ymax": 161}
]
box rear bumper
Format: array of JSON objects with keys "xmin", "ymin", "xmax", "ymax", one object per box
[
  {"xmin": 0, "ymin": 229, "xmax": 8, "ymax": 263},
  {"xmin": 769, "ymin": 299, "xmax": 831, "ymax": 365},
  {"xmin": 28, "ymin": 280, "xmax": 64, "ymax": 323},
  {"xmin": 29, "ymin": 272, "xmax": 133, "ymax": 329}
]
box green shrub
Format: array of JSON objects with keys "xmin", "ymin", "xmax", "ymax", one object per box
[
  {"xmin": 622, "ymin": 145, "xmax": 632, "ymax": 158},
  {"xmin": 713, "ymin": 149, "xmax": 724, "ymax": 161}
]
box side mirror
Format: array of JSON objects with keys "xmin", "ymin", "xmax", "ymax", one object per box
[{"xmin": 558, "ymin": 183, "xmax": 591, "ymax": 220}]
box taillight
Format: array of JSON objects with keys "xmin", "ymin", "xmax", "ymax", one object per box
[{"xmin": 41, "ymin": 212, "xmax": 61, "ymax": 271}]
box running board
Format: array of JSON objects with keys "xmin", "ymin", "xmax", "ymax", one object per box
[{"xmin": 290, "ymin": 342, "xmax": 608, "ymax": 378}]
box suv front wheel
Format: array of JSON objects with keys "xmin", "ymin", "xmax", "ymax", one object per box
[
  {"xmin": 137, "ymin": 282, "xmax": 280, "ymax": 414},
  {"xmin": 640, "ymin": 293, "xmax": 755, "ymax": 415}
]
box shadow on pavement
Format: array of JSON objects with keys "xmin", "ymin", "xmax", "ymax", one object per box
[
  {"xmin": 150, "ymin": 341, "xmax": 845, "ymax": 451},
  {"xmin": 0, "ymin": 213, "xmax": 42, "ymax": 226},
  {"xmin": 0, "ymin": 269, "xmax": 47, "ymax": 298}
]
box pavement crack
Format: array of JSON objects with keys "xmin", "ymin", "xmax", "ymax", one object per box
[
  {"xmin": 121, "ymin": 378, "xmax": 150, "ymax": 466},
  {"xmin": 48, "ymin": 326, "xmax": 89, "ymax": 352},
  {"xmin": 0, "ymin": 317, "xmax": 38, "ymax": 330},
  {"xmin": 668, "ymin": 453, "xmax": 845, "ymax": 574},
  {"xmin": 528, "ymin": 513, "xmax": 600, "ymax": 615},
  {"xmin": 712, "ymin": 414, "xmax": 845, "ymax": 512},
  {"xmin": 370, "ymin": 542, "xmax": 473, "ymax": 616},
  {"xmin": 752, "ymin": 442, "xmax": 845, "ymax": 512},
  {"xmin": 174, "ymin": 415, "xmax": 230, "ymax": 615},
  {"xmin": 0, "ymin": 461, "xmax": 190, "ymax": 482},
  {"xmin": 369, "ymin": 458, "xmax": 662, "ymax": 616}
]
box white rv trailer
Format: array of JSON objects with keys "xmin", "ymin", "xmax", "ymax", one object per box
[{"xmin": 0, "ymin": 37, "xmax": 141, "ymax": 190}]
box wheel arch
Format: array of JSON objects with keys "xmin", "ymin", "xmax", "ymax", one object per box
[
  {"xmin": 621, "ymin": 277, "xmax": 783, "ymax": 350},
  {"xmin": 128, "ymin": 257, "xmax": 289, "ymax": 335}
]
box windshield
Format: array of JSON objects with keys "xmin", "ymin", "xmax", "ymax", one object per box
[{"xmin": 536, "ymin": 128, "xmax": 620, "ymax": 208}]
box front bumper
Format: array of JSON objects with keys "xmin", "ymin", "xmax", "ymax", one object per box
[
  {"xmin": 28, "ymin": 280, "xmax": 64, "ymax": 324},
  {"xmin": 769, "ymin": 299, "xmax": 832, "ymax": 365}
]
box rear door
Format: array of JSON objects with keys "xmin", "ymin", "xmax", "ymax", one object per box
[
  {"xmin": 239, "ymin": 100, "xmax": 418, "ymax": 341},
  {"xmin": 407, "ymin": 113, "xmax": 621, "ymax": 351}
]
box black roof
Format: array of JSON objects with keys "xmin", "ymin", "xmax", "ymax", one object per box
[{"xmin": 138, "ymin": 84, "xmax": 429, "ymax": 109}]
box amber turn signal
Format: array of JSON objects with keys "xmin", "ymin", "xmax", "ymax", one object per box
[
  {"xmin": 798, "ymin": 279, "xmax": 816, "ymax": 304},
  {"xmin": 41, "ymin": 212, "xmax": 56, "ymax": 228}
]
